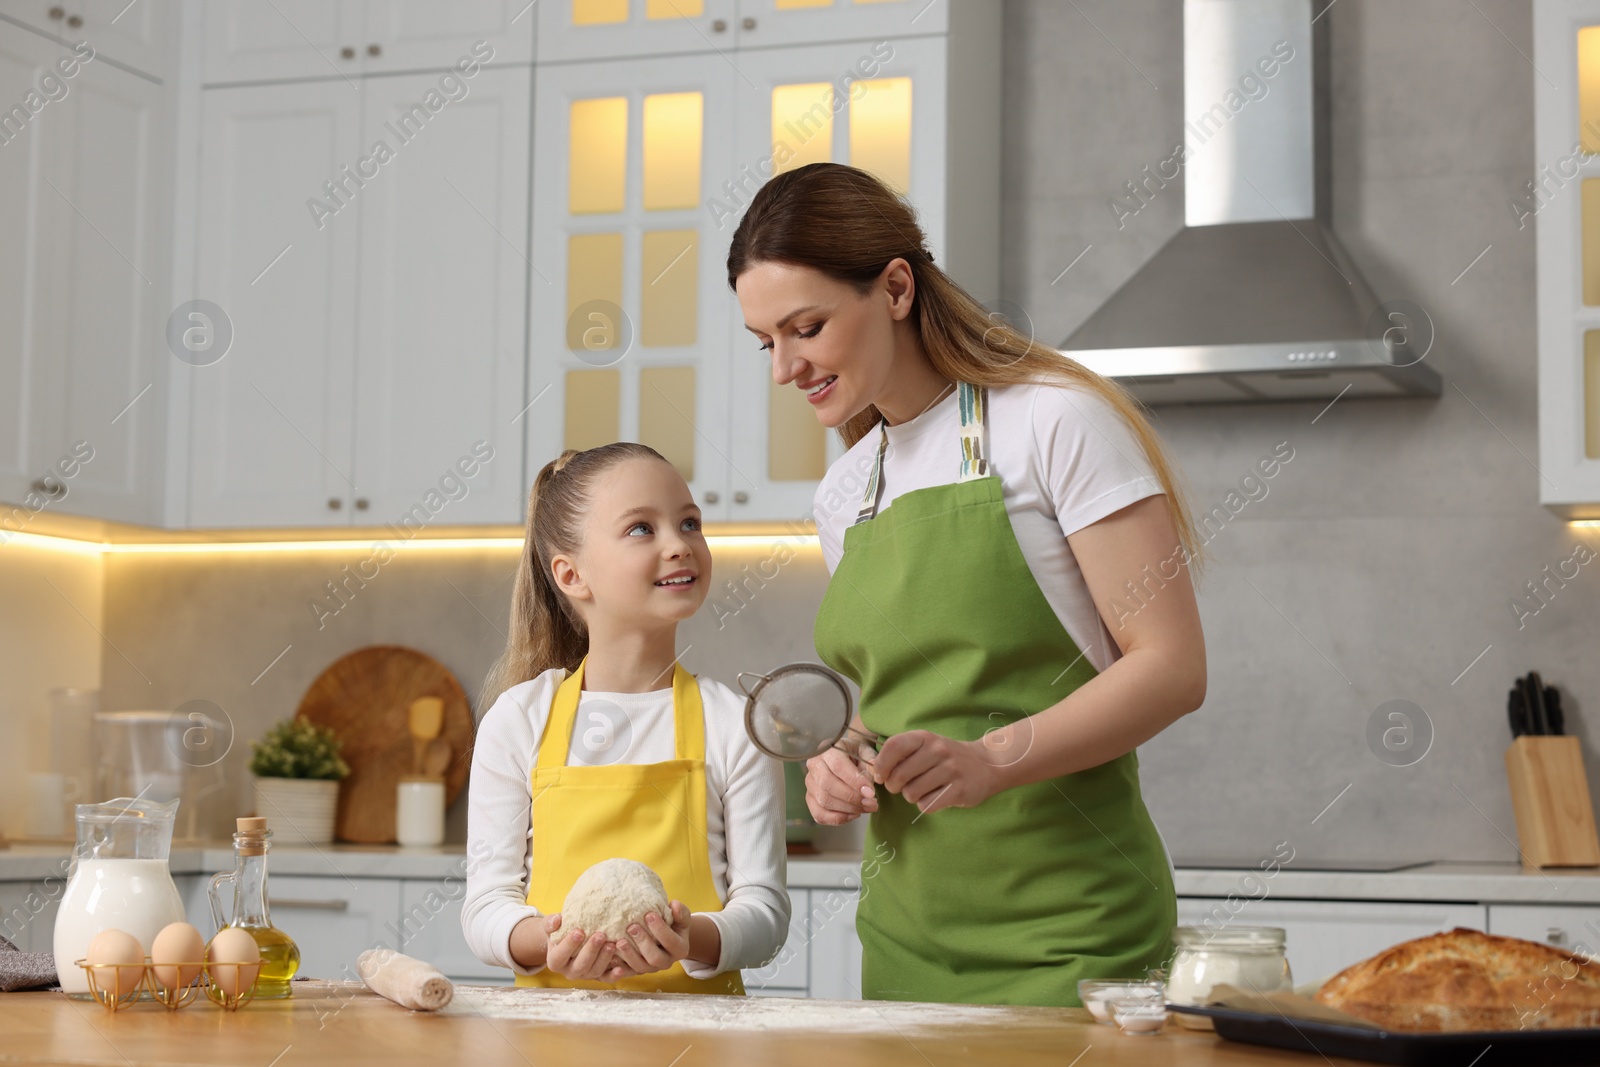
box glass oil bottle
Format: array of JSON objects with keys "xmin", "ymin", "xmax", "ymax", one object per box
[{"xmin": 209, "ymin": 816, "xmax": 301, "ymax": 998}]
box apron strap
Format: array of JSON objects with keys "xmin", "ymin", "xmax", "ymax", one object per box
[
  {"xmin": 852, "ymin": 382, "xmax": 988, "ymax": 527},
  {"xmin": 535, "ymin": 657, "xmax": 705, "ymax": 767}
]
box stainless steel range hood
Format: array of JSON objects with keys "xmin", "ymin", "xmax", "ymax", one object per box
[{"xmin": 1061, "ymin": 0, "xmax": 1441, "ymax": 405}]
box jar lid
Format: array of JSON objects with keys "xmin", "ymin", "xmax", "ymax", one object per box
[{"xmin": 1173, "ymin": 925, "xmax": 1286, "ymax": 951}]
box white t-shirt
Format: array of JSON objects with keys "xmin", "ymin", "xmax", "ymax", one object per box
[
  {"xmin": 461, "ymin": 669, "xmax": 790, "ymax": 980},
  {"xmin": 812, "ymin": 381, "xmax": 1164, "ymax": 673}
]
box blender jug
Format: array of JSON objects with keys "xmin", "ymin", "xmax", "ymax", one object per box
[{"xmin": 53, "ymin": 797, "xmax": 187, "ymax": 996}]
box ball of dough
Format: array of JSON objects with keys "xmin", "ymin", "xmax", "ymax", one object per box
[{"xmin": 561, "ymin": 858, "xmax": 671, "ymax": 941}]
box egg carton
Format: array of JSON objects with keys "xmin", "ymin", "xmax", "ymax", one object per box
[{"xmin": 73, "ymin": 958, "xmax": 263, "ymax": 1012}]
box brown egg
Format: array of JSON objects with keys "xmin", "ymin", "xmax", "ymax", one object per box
[
  {"xmin": 85, "ymin": 928, "xmax": 145, "ymax": 997},
  {"xmin": 206, "ymin": 927, "xmax": 261, "ymax": 999},
  {"xmin": 150, "ymin": 922, "xmax": 206, "ymax": 991}
]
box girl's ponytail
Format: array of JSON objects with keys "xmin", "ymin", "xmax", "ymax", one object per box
[{"xmin": 480, "ymin": 442, "xmax": 668, "ymax": 710}]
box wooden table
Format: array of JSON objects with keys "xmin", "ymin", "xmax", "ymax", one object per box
[{"xmin": 0, "ymin": 982, "xmax": 1371, "ymax": 1066}]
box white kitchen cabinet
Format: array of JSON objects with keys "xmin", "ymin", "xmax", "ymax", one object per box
[
  {"xmin": 1490, "ymin": 903, "xmax": 1600, "ymax": 955},
  {"xmin": 724, "ymin": 34, "xmax": 954, "ymax": 520},
  {"xmin": 0, "ymin": 880, "xmax": 63, "ymax": 953},
  {"xmin": 202, "ymin": 1, "xmax": 533, "ymax": 86},
  {"xmin": 1176, "ymin": 898, "xmax": 1488, "ymax": 988},
  {"xmin": 349, "ymin": 66, "xmax": 530, "ymax": 525},
  {"xmin": 736, "ymin": 0, "xmax": 946, "ymax": 51},
  {"xmin": 188, "ymin": 79, "xmax": 362, "ymax": 528},
  {"xmin": 1535, "ymin": 2, "xmax": 1600, "ymax": 517},
  {"xmin": 536, "ymin": 0, "xmax": 941, "ymax": 64},
  {"xmin": 186, "ymin": 874, "xmax": 402, "ymax": 983},
  {"xmin": 396, "ymin": 878, "xmax": 511, "ymax": 984},
  {"xmin": 529, "ymin": 52, "xmax": 737, "ymax": 514},
  {"xmin": 187, "ymin": 66, "xmax": 530, "ymax": 527},
  {"xmin": 803, "ymin": 884, "xmax": 861, "ymax": 1000},
  {"xmin": 528, "ymin": 5, "xmax": 999, "ymax": 522},
  {"xmin": 742, "ymin": 887, "xmax": 809, "ymax": 992},
  {"xmin": 536, "ymin": 0, "xmax": 739, "ymax": 64},
  {"xmin": 0, "ymin": 28, "xmax": 170, "ymax": 525},
  {"xmin": 0, "ymin": 0, "xmax": 176, "ymax": 80}
]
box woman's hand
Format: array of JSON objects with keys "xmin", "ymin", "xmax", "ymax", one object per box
[
  {"xmin": 601, "ymin": 901, "xmax": 693, "ymax": 981},
  {"xmin": 805, "ymin": 745, "xmax": 878, "ymax": 825},
  {"xmin": 871, "ymin": 730, "xmax": 1006, "ymax": 815},
  {"xmin": 540, "ymin": 913, "xmax": 621, "ymax": 981}
]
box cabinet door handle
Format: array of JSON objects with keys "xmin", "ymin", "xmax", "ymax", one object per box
[
  {"xmin": 703, "ymin": 490, "xmax": 719, "ymax": 504},
  {"xmin": 711, "ymin": 18, "xmax": 727, "ymax": 31},
  {"xmin": 270, "ymin": 898, "xmax": 351, "ymax": 912},
  {"xmin": 742, "ymin": 16, "xmax": 756, "ymax": 30},
  {"xmin": 367, "ymin": 43, "xmax": 381, "ymax": 56},
  {"xmin": 340, "ymin": 46, "xmax": 356, "ymax": 60},
  {"xmin": 734, "ymin": 490, "xmax": 749, "ymax": 504},
  {"xmin": 66, "ymin": 13, "xmax": 81, "ymax": 27},
  {"xmin": 354, "ymin": 498, "xmax": 369, "ymax": 510},
  {"xmin": 327, "ymin": 497, "xmax": 343, "ymax": 510},
  {"xmin": 48, "ymin": 7, "xmax": 65, "ymax": 20},
  {"xmin": 30, "ymin": 478, "xmax": 66, "ymax": 498},
  {"xmin": 1548, "ymin": 926, "xmax": 1567, "ymax": 944}
]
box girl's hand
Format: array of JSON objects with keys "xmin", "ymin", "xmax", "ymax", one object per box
[
  {"xmin": 871, "ymin": 730, "xmax": 1005, "ymax": 815},
  {"xmin": 805, "ymin": 745, "xmax": 878, "ymax": 825},
  {"xmin": 541, "ymin": 913, "xmax": 620, "ymax": 981},
  {"xmin": 602, "ymin": 900, "xmax": 693, "ymax": 980}
]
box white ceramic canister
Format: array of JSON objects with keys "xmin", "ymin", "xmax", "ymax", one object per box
[{"xmin": 396, "ymin": 777, "xmax": 444, "ymax": 847}]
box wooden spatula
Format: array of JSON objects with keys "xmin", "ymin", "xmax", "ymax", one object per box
[{"xmin": 408, "ymin": 697, "xmax": 444, "ymax": 776}]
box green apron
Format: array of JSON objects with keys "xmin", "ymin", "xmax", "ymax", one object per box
[{"xmin": 813, "ymin": 382, "xmax": 1176, "ymax": 1007}]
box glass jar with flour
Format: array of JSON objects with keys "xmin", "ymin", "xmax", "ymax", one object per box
[{"xmin": 1165, "ymin": 925, "xmax": 1293, "ymax": 1030}]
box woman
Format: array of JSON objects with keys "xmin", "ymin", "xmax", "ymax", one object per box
[{"xmin": 726, "ymin": 163, "xmax": 1207, "ymax": 1007}]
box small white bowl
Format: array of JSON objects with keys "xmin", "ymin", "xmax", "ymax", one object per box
[
  {"xmin": 1110, "ymin": 995, "xmax": 1169, "ymax": 1036},
  {"xmin": 1078, "ymin": 979, "xmax": 1161, "ymax": 1025}
]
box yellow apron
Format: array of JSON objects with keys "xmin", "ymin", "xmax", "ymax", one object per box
[{"xmin": 516, "ymin": 657, "xmax": 744, "ymax": 994}]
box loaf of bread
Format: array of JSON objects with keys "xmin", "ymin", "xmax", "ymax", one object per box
[{"xmin": 1314, "ymin": 927, "xmax": 1600, "ymax": 1032}]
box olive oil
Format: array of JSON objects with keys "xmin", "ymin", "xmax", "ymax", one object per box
[
  {"xmin": 209, "ymin": 817, "xmax": 303, "ymax": 999},
  {"xmin": 236, "ymin": 924, "xmax": 301, "ymax": 999}
]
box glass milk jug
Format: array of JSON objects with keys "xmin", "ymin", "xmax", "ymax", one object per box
[
  {"xmin": 209, "ymin": 817, "xmax": 301, "ymax": 998},
  {"xmin": 53, "ymin": 797, "xmax": 187, "ymax": 996}
]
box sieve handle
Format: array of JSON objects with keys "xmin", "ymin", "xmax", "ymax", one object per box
[{"xmin": 736, "ymin": 671, "xmax": 769, "ymax": 698}]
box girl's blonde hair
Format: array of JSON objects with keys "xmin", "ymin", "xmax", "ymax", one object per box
[
  {"xmin": 481, "ymin": 441, "xmax": 669, "ymax": 710},
  {"xmin": 726, "ymin": 162, "xmax": 1204, "ymax": 573}
]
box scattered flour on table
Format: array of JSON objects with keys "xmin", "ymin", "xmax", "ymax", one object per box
[{"xmin": 449, "ymin": 986, "xmax": 1038, "ymax": 1033}]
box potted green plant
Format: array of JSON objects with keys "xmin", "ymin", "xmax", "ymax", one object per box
[{"xmin": 249, "ymin": 719, "xmax": 350, "ymax": 846}]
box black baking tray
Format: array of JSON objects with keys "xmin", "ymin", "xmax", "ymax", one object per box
[{"xmin": 1170, "ymin": 1003, "xmax": 1600, "ymax": 1066}]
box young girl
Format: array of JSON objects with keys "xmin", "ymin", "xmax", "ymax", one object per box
[{"xmin": 461, "ymin": 443, "xmax": 789, "ymax": 992}]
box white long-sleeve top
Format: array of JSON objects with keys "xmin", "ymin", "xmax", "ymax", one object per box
[{"xmin": 461, "ymin": 667, "xmax": 790, "ymax": 980}]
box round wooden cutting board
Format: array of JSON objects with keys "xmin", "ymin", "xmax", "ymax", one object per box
[{"xmin": 295, "ymin": 645, "xmax": 473, "ymax": 843}]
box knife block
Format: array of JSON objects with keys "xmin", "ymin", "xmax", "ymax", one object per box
[{"xmin": 1505, "ymin": 736, "xmax": 1600, "ymax": 868}]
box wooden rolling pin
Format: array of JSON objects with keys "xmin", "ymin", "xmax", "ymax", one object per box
[{"xmin": 356, "ymin": 948, "xmax": 454, "ymax": 1011}]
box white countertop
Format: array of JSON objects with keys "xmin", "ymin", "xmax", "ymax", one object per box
[
  {"xmin": 0, "ymin": 840, "xmax": 868, "ymax": 887},
  {"xmin": 7, "ymin": 842, "xmax": 1600, "ymax": 906}
]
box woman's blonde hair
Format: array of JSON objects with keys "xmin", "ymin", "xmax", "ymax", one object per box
[
  {"xmin": 481, "ymin": 441, "xmax": 669, "ymax": 710},
  {"xmin": 726, "ymin": 162, "xmax": 1204, "ymax": 573}
]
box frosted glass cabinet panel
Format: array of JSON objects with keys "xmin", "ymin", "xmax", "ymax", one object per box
[
  {"xmin": 528, "ymin": 2, "xmax": 1000, "ymax": 522},
  {"xmin": 531, "ymin": 55, "xmax": 735, "ymax": 508},
  {"xmin": 539, "ymin": 0, "xmax": 737, "ymax": 62},
  {"xmin": 1536, "ymin": 4, "xmax": 1600, "ymax": 514},
  {"xmin": 727, "ymin": 37, "xmax": 946, "ymax": 520}
]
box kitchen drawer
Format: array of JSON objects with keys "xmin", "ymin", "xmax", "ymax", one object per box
[
  {"xmin": 805, "ymin": 886, "xmax": 862, "ymax": 1001},
  {"xmin": 1489, "ymin": 904, "xmax": 1600, "ymax": 954},
  {"xmin": 187, "ymin": 875, "xmax": 401, "ymax": 982},
  {"xmin": 0, "ymin": 880, "xmax": 62, "ymax": 954},
  {"xmin": 1176, "ymin": 898, "xmax": 1487, "ymax": 987},
  {"xmin": 396, "ymin": 878, "xmax": 502, "ymax": 981},
  {"xmin": 743, "ymin": 888, "xmax": 809, "ymax": 991}
]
